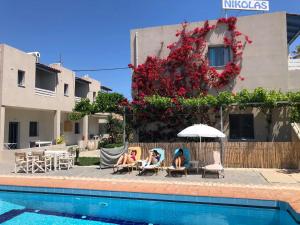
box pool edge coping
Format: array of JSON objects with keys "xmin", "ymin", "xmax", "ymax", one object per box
[{"xmin": 0, "ymin": 183, "xmax": 299, "ymax": 223}]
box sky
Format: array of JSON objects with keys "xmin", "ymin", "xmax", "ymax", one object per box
[{"xmin": 0, "ymin": 0, "xmax": 300, "ymax": 99}]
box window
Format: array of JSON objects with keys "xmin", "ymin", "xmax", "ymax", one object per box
[
  {"xmin": 208, "ymin": 46, "xmax": 231, "ymax": 67},
  {"xmin": 93, "ymin": 92, "xmax": 96, "ymax": 101},
  {"xmin": 18, "ymin": 70, "xmax": 25, "ymax": 87},
  {"xmin": 229, "ymin": 114, "xmax": 254, "ymax": 140},
  {"xmin": 64, "ymin": 83, "xmax": 69, "ymax": 96},
  {"xmin": 75, "ymin": 122, "xmax": 80, "ymax": 134},
  {"xmin": 29, "ymin": 121, "xmax": 38, "ymax": 137}
]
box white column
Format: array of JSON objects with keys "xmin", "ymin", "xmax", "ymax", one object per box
[
  {"xmin": 0, "ymin": 107, "xmax": 5, "ymax": 150},
  {"xmin": 83, "ymin": 115, "xmax": 88, "ymax": 142},
  {"xmin": 53, "ymin": 110, "xmax": 61, "ymax": 143}
]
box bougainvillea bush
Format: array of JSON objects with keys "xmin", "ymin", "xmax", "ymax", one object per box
[
  {"xmin": 129, "ymin": 17, "xmax": 251, "ymax": 101},
  {"xmin": 127, "ymin": 17, "xmax": 252, "ymax": 141}
]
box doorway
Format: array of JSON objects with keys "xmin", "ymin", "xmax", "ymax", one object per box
[{"xmin": 8, "ymin": 122, "xmax": 19, "ymax": 149}]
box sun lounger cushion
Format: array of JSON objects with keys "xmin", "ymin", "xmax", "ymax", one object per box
[
  {"xmin": 143, "ymin": 148, "xmax": 165, "ymax": 169},
  {"xmin": 172, "ymin": 148, "xmax": 191, "ymax": 168},
  {"xmin": 118, "ymin": 147, "xmax": 142, "ymax": 169},
  {"xmin": 203, "ymin": 164, "xmax": 223, "ymax": 171}
]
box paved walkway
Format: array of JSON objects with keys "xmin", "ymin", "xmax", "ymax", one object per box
[
  {"xmin": 1, "ymin": 152, "xmax": 300, "ymax": 188},
  {"xmin": 1, "ymin": 153, "xmax": 300, "ymax": 218},
  {"xmin": 0, "ymin": 176, "xmax": 300, "ymax": 215}
]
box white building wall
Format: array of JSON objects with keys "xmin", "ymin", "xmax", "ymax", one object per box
[
  {"xmin": 0, "ymin": 44, "xmax": 103, "ymax": 149},
  {"xmin": 4, "ymin": 107, "xmax": 54, "ymax": 149},
  {"xmin": 60, "ymin": 112, "xmax": 83, "ymax": 146}
]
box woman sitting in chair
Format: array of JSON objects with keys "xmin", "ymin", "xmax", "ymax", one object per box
[
  {"xmin": 173, "ymin": 148, "xmax": 185, "ymax": 168},
  {"xmin": 144, "ymin": 149, "xmax": 161, "ymax": 166},
  {"xmin": 114, "ymin": 150, "xmax": 137, "ymax": 167}
]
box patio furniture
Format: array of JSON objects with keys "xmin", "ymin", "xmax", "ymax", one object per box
[
  {"xmin": 31, "ymin": 151, "xmax": 52, "ymax": 173},
  {"xmin": 14, "ymin": 152, "xmax": 32, "ymax": 173},
  {"xmin": 45, "ymin": 150, "xmax": 68, "ymax": 171},
  {"xmin": 113, "ymin": 146, "xmax": 142, "ymax": 173},
  {"xmin": 4, "ymin": 143, "xmax": 17, "ymax": 150},
  {"xmin": 67, "ymin": 148, "xmax": 76, "ymax": 167},
  {"xmin": 29, "ymin": 141, "xmax": 37, "ymax": 148},
  {"xmin": 177, "ymin": 124, "xmax": 226, "ymax": 176},
  {"xmin": 189, "ymin": 160, "xmax": 200, "ymax": 174},
  {"xmin": 35, "ymin": 141, "xmax": 52, "ymax": 147},
  {"xmin": 202, "ymin": 151, "xmax": 224, "ymax": 178},
  {"xmin": 166, "ymin": 148, "xmax": 191, "ymax": 176},
  {"xmin": 58, "ymin": 152, "xmax": 73, "ymax": 170},
  {"xmin": 138, "ymin": 148, "xmax": 165, "ymax": 175}
]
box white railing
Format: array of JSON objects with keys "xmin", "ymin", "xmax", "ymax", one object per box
[
  {"xmin": 288, "ymin": 59, "xmax": 300, "ymax": 71},
  {"xmin": 35, "ymin": 88, "xmax": 56, "ymax": 97},
  {"xmin": 75, "ymin": 96, "xmax": 82, "ymax": 102}
]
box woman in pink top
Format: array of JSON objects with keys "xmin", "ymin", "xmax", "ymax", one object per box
[{"xmin": 114, "ymin": 150, "xmax": 137, "ymax": 167}]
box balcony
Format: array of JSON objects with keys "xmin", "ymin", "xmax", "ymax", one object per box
[
  {"xmin": 35, "ymin": 63, "xmax": 60, "ymax": 97},
  {"xmin": 289, "ymin": 58, "xmax": 300, "ymax": 71},
  {"xmin": 75, "ymin": 77, "xmax": 90, "ymax": 101},
  {"xmin": 35, "ymin": 88, "xmax": 56, "ymax": 97}
]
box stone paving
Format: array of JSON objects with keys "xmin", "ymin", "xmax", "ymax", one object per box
[
  {"xmin": 1, "ymin": 151, "xmax": 300, "ymax": 217},
  {"xmin": 2, "ymin": 161, "xmax": 300, "ymax": 189},
  {"xmin": 1, "ymin": 148, "xmax": 300, "ymax": 188}
]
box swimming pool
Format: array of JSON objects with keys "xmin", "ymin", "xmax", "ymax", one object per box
[{"xmin": 0, "ymin": 185, "xmax": 298, "ymax": 225}]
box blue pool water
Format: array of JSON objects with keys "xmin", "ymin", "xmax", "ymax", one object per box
[{"xmin": 0, "ymin": 188, "xmax": 298, "ymax": 225}]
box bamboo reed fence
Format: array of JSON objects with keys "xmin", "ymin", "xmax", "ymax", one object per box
[{"xmin": 129, "ymin": 142, "xmax": 300, "ymax": 169}]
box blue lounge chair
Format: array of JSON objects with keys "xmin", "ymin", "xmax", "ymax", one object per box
[
  {"xmin": 167, "ymin": 148, "xmax": 191, "ymax": 176},
  {"xmin": 138, "ymin": 148, "xmax": 165, "ymax": 175}
]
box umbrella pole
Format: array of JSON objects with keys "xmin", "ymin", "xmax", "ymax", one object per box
[
  {"xmin": 200, "ymin": 137, "xmax": 202, "ymax": 163},
  {"xmin": 220, "ymin": 106, "xmax": 224, "ymax": 164}
]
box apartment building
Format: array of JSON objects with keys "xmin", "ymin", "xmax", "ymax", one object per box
[
  {"xmin": 130, "ymin": 12, "xmax": 300, "ymax": 141},
  {"xmin": 0, "ymin": 44, "xmax": 105, "ymax": 149}
]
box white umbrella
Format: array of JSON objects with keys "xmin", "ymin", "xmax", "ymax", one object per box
[
  {"xmin": 177, "ymin": 124, "xmax": 226, "ymax": 161},
  {"xmin": 177, "ymin": 124, "xmax": 226, "ymax": 138}
]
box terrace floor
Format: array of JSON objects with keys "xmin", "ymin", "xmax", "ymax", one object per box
[
  {"xmin": 0, "ymin": 148, "xmax": 300, "ymax": 188},
  {"xmin": 1, "ymin": 150, "xmax": 300, "ymax": 216}
]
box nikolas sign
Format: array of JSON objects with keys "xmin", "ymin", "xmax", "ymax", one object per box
[{"xmin": 222, "ymin": 0, "xmax": 269, "ymax": 11}]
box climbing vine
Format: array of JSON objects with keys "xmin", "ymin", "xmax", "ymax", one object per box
[{"xmin": 129, "ymin": 17, "xmax": 251, "ymax": 102}]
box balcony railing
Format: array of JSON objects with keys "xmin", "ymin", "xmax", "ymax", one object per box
[
  {"xmin": 35, "ymin": 88, "xmax": 56, "ymax": 97},
  {"xmin": 288, "ymin": 58, "xmax": 300, "ymax": 71}
]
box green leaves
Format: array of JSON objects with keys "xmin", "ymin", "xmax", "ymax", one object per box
[
  {"xmin": 69, "ymin": 92, "xmax": 127, "ymax": 121},
  {"xmin": 145, "ymin": 95, "xmax": 173, "ymax": 109},
  {"xmin": 94, "ymin": 92, "xmax": 126, "ymax": 114},
  {"xmin": 68, "ymin": 112, "xmax": 85, "ymax": 121},
  {"xmin": 290, "ymin": 106, "xmax": 300, "ymax": 123},
  {"xmin": 74, "ymin": 98, "xmax": 94, "ymax": 114},
  {"xmin": 135, "ymin": 88, "xmax": 300, "ymax": 112}
]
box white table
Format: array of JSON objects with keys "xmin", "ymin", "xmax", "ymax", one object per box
[
  {"xmin": 45, "ymin": 150, "xmax": 68, "ymax": 171},
  {"xmin": 35, "ymin": 141, "xmax": 52, "ymax": 147}
]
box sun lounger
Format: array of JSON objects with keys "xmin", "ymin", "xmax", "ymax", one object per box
[
  {"xmin": 202, "ymin": 151, "xmax": 224, "ymax": 178},
  {"xmin": 166, "ymin": 148, "xmax": 191, "ymax": 176},
  {"xmin": 138, "ymin": 148, "xmax": 165, "ymax": 175},
  {"xmin": 113, "ymin": 146, "xmax": 142, "ymax": 173}
]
